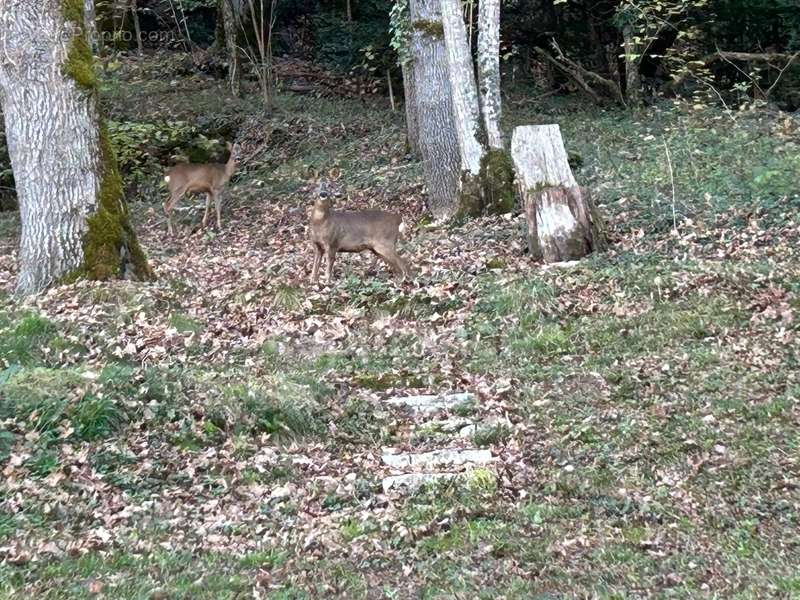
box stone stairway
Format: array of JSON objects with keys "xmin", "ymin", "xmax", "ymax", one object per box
[{"xmin": 380, "ymin": 392, "xmax": 498, "ymax": 493}]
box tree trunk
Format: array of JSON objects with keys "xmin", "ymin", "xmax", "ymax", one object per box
[
  {"xmin": 221, "ymin": 0, "xmax": 241, "ymax": 97},
  {"xmin": 409, "ymin": 0, "xmax": 461, "ymax": 220},
  {"xmin": 401, "ymin": 62, "xmax": 420, "ymax": 155},
  {"xmin": 210, "ymin": 0, "xmax": 226, "ymax": 53},
  {"xmin": 130, "ymin": 0, "xmax": 143, "ymax": 55},
  {"xmin": 477, "ymin": 0, "xmax": 502, "ymax": 150},
  {"xmin": 440, "ymin": 0, "xmax": 484, "ymax": 178},
  {"xmin": 622, "ymin": 23, "xmax": 641, "ymax": 106},
  {"xmin": 0, "ymin": 0, "xmax": 151, "ymax": 296},
  {"xmin": 387, "ymin": 69, "xmax": 395, "ymax": 111},
  {"xmin": 510, "ymin": 125, "xmax": 606, "ymax": 262},
  {"xmin": 84, "ymin": 0, "xmax": 100, "ymax": 54}
]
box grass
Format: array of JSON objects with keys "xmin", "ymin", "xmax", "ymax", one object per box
[
  {"xmin": 0, "ymin": 311, "xmax": 64, "ymax": 366},
  {"xmin": 1, "ymin": 56, "xmax": 799, "ymax": 598}
]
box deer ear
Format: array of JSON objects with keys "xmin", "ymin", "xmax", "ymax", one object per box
[
  {"xmin": 307, "ymin": 166, "xmax": 320, "ymax": 182},
  {"xmin": 226, "ymin": 142, "xmax": 233, "ymax": 150},
  {"xmin": 329, "ymin": 167, "xmax": 342, "ymax": 181}
]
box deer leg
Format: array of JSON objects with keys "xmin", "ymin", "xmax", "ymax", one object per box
[
  {"xmin": 325, "ymin": 247, "xmax": 336, "ymax": 283},
  {"xmin": 165, "ymin": 190, "xmax": 185, "ymax": 236},
  {"xmin": 214, "ymin": 191, "xmax": 222, "ymax": 230},
  {"xmin": 202, "ymin": 193, "xmax": 212, "ymax": 228},
  {"xmin": 368, "ymin": 251, "xmax": 382, "ymax": 274},
  {"xmin": 311, "ymin": 243, "xmax": 323, "ymax": 283},
  {"xmin": 373, "ymin": 244, "xmax": 408, "ymax": 280}
]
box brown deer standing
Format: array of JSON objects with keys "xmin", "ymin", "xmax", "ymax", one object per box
[
  {"xmin": 163, "ymin": 142, "xmax": 239, "ymax": 235},
  {"xmin": 309, "ymin": 179, "xmax": 410, "ymax": 283}
]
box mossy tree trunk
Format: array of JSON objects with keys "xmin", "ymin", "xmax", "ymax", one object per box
[
  {"xmin": 408, "ymin": 0, "xmax": 512, "ymax": 220},
  {"xmin": 511, "ymin": 125, "xmax": 606, "ymax": 262},
  {"xmin": 441, "ymin": 0, "xmax": 514, "ymax": 217},
  {"xmin": 409, "ymin": 0, "xmax": 461, "ymax": 220},
  {"xmin": 0, "ymin": 0, "xmax": 151, "ymax": 297}
]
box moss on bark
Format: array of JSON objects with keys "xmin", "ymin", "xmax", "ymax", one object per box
[
  {"xmin": 62, "ymin": 0, "xmax": 97, "ymax": 89},
  {"xmin": 479, "ymin": 149, "xmax": 515, "ymax": 214},
  {"xmin": 60, "ymin": 0, "xmax": 152, "ymax": 283},
  {"xmin": 413, "ymin": 19, "xmax": 444, "ymax": 39},
  {"xmin": 455, "ymin": 172, "xmax": 484, "ymax": 219},
  {"xmin": 455, "ymin": 150, "xmax": 516, "ymax": 219}
]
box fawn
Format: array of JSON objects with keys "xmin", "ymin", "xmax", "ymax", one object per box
[
  {"xmin": 163, "ymin": 142, "xmax": 239, "ymax": 235},
  {"xmin": 308, "ymin": 179, "xmax": 410, "ymax": 283}
]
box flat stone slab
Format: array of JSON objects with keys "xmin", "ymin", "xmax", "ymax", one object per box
[
  {"xmin": 382, "ymin": 472, "xmax": 456, "ymax": 493},
  {"xmin": 458, "ymin": 417, "xmax": 508, "ymax": 438},
  {"xmin": 386, "ymin": 392, "xmax": 475, "ymax": 414},
  {"xmin": 540, "ymin": 260, "xmax": 581, "ymax": 270},
  {"xmin": 382, "ymin": 448, "xmax": 492, "ymax": 469}
]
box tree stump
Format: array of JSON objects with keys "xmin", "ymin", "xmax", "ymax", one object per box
[{"xmin": 510, "ymin": 125, "xmax": 607, "ymax": 262}]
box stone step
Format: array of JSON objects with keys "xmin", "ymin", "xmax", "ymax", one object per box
[
  {"xmin": 381, "ymin": 472, "xmax": 456, "ymax": 493},
  {"xmin": 385, "ymin": 392, "xmax": 475, "ymax": 414},
  {"xmin": 382, "ymin": 448, "xmax": 492, "ymax": 470},
  {"xmin": 457, "ymin": 417, "xmax": 508, "ymax": 439}
]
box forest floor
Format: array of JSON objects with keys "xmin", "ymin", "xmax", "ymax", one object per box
[{"xmin": 1, "ymin": 54, "xmax": 799, "ymax": 598}]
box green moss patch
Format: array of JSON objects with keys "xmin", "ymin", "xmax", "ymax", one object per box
[
  {"xmin": 413, "ymin": 19, "xmax": 444, "ymax": 39},
  {"xmin": 59, "ymin": 0, "xmax": 152, "ymax": 283},
  {"xmin": 479, "ymin": 149, "xmax": 516, "ymax": 214},
  {"xmin": 83, "ymin": 124, "xmax": 152, "ymax": 281},
  {"xmin": 456, "ymin": 150, "xmax": 516, "ymax": 218},
  {"xmin": 61, "ymin": 0, "xmax": 97, "ymax": 90}
]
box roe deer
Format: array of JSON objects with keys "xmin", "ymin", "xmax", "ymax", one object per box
[
  {"xmin": 309, "ymin": 180, "xmax": 410, "ymax": 283},
  {"xmin": 163, "ymin": 142, "xmax": 239, "ymax": 235}
]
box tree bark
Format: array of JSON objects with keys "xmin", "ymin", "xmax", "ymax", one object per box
[
  {"xmin": 440, "ymin": 0, "xmax": 484, "ymax": 178},
  {"xmin": 477, "ymin": 0, "xmax": 502, "ymax": 149},
  {"xmin": 622, "ymin": 23, "xmax": 641, "ymax": 106},
  {"xmin": 211, "ymin": 0, "xmax": 226, "ymax": 53},
  {"xmin": 0, "ymin": 0, "xmax": 151, "ymax": 296},
  {"xmin": 130, "ymin": 0, "xmax": 143, "ymax": 55},
  {"xmin": 409, "ymin": 0, "xmax": 460, "ymax": 220},
  {"xmin": 401, "ymin": 61, "xmax": 420, "ymax": 155},
  {"xmin": 84, "ymin": 0, "xmax": 100, "ymax": 54},
  {"xmin": 221, "ymin": 0, "xmax": 241, "ymax": 97},
  {"xmin": 510, "ymin": 125, "xmax": 606, "ymax": 262}
]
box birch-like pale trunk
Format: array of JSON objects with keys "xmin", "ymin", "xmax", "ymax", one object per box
[
  {"xmin": 401, "ymin": 61, "xmax": 420, "ymax": 155},
  {"xmin": 440, "ymin": 0, "xmax": 484, "ymax": 178},
  {"xmin": 0, "ymin": 0, "xmax": 150, "ymax": 296},
  {"xmin": 477, "ymin": 0, "xmax": 502, "ymax": 149},
  {"xmin": 511, "ymin": 125, "xmax": 606, "ymax": 262},
  {"xmin": 409, "ymin": 0, "xmax": 461, "ymax": 219}
]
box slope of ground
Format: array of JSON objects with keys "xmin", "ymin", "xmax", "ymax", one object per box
[{"xmin": 0, "ymin": 56, "xmax": 799, "ymax": 598}]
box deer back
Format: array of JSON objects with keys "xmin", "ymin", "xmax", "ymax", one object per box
[
  {"xmin": 166, "ymin": 162, "xmax": 230, "ymax": 194},
  {"xmin": 322, "ymin": 210, "xmax": 403, "ymax": 252}
]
